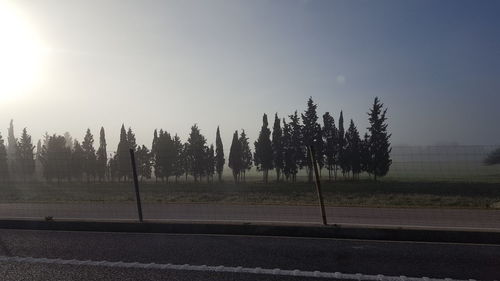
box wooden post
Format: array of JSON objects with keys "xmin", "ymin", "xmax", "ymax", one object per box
[
  {"xmin": 129, "ymin": 148, "xmax": 143, "ymax": 222},
  {"xmin": 308, "ymin": 145, "xmax": 327, "ymax": 225}
]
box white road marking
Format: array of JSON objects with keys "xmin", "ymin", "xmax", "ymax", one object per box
[{"xmin": 0, "ymin": 255, "xmax": 485, "ymax": 281}]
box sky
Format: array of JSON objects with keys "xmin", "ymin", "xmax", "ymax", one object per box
[{"xmin": 0, "ymin": 0, "xmax": 499, "ymax": 151}]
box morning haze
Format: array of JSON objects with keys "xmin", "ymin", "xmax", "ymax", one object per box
[{"xmin": 0, "ymin": 0, "xmax": 499, "ymax": 149}]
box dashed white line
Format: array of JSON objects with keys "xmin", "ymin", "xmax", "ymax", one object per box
[{"xmin": 0, "ymin": 255, "xmax": 486, "ymax": 281}]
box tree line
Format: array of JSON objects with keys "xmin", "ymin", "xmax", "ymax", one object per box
[{"xmin": 0, "ymin": 97, "xmax": 391, "ymax": 183}]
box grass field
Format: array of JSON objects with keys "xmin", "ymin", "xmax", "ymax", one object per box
[{"xmin": 1, "ymin": 180, "xmax": 500, "ymax": 209}]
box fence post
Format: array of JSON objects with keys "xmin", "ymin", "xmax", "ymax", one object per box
[
  {"xmin": 129, "ymin": 148, "xmax": 143, "ymax": 222},
  {"xmin": 308, "ymin": 145, "xmax": 327, "ymax": 225}
]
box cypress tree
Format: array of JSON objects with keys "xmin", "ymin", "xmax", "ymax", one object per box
[
  {"xmin": 96, "ymin": 127, "xmax": 107, "ymax": 182},
  {"xmin": 239, "ymin": 129, "xmax": 252, "ymax": 182},
  {"xmin": 187, "ymin": 124, "xmax": 207, "ymax": 182},
  {"xmin": 127, "ymin": 127, "xmax": 137, "ymax": 152},
  {"xmin": 71, "ymin": 140, "xmax": 85, "ymax": 182},
  {"xmin": 254, "ymin": 114, "xmax": 274, "ymax": 183},
  {"xmin": 283, "ymin": 118, "xmax": 297, "ymax": 181},
  {"xmin": 367, "ymin": 97, "xmax": 392, "ymax": 180},
  {"xmin": 116, "ymin": 124, "xmax": 130, "ymax": 181},
  {"xmin": 338, "ymin": 111, "xmax": 348, "ymax": 177},
  {"xmin": 272, "ymin": 114, "xmax": 284, "ymax": 182},
  {"xmin": 322, "ymin": 112, "xmax": 337, "ymax": 181},
  {"xmin": 7, "ymin": 120, "xmax": 17, "ymax": 176},
  {"xmin": 289, "ymin": 111, "xmax": 304, "ymax": 182},
  {"xmin": 82, "ymin": 129, "xmax": 97, "ymax": 182},
  {"xmin": 172, "ymin": 134, "xmax": 184, "ymax": 182},
  {"xmin": 215, "ymin": 126, "xmax": 225, "ymax": 182},
  {"xmin": 16, "ymin": 128, "xmax": 35, "ymax": 181},
  {"xmin": 301, "ymin": 97, "xmax": 322, "ymax": 183},
  {"xmin": 0, "ymin": 133, "xmax": 8, "ymax": 182},
  {"xmin": 136, "ymin": 145, "xmax": 152, "ymax": 181},
  {"xmin": 152, "ymin": 129, "xmax": 161, "ymax": 181},
  {"xmin": 228, "ymin": 130, "xmax": 242, "ymax": 183},
  {"xmin": 345, "ymin": 119, "xmax": 362, "ymax": 180},
  {"xmin": 205, "ymin": 144, "xmax": 215, "ymax": 183}
]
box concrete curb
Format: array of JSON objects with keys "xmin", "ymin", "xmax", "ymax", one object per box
[{"xmin": 1, "ymin": 219, "xmax": 499, "ymax": 245}]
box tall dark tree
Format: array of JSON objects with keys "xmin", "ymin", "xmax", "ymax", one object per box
[
  {"xmin": 187, "ymin": 124, "xmax": 207, "ymax": 182},
  {"xmin": 288, "ymin": 111, "xmax": 304, "ymax": 182},
  {"xmin": 272, "ymin": 114, "xmax": 284, "ymax": 182},
  {"xmin": 96, "ymin": 127, "xmax": 107, "ymax": 182},
  {"xmin": 71, "ymin": 140, "xmax": 85, "ymax": 181},
  {"xmin": 345, "ymin": 119, "xmax": 362, "ymax": 179},
  {"xmin": 172, "ymin": 134, "xmax": 184, "ymax": 182},
  {"xmin": 157, "ymin": 130, "xmax": 175, "ymax": 182},
  {"xmin": 367, "ymin": 97, "xmax": 392, "ymax": 180},
  {"xmin": 0, "ymin": 133, "xmax": 8, "ymax": 182},
  {"xmin": 338, "ymin": 111, "xmax": 348, "ymax": 177},
  {"xmin": 282, "ymin": 119, "xmax": 296, "ymax": 182},
  {"xmin": 16, "ymin": 128, "xmax": 35, "ymax": 181},
  {"xmin": 322, "ymin": 112, "xmax": 338, "ymax": 180},
  {"xmin": 82, "ymin": 129, "xmax": 96, "ymax": 182},
  {"xmin": 215, "ymin": 126, "xmax": 225, "ymax": 182},
  {"xmin": 7, "ymin": 120, "xmax": 17, "ymax": 175},
  {"xmin": 360, "ymin": 133, "xmax": 371, "ymax": 175},
  {"xmin": 239, "ymin": 129, "xmax": 252, "ymax": 182},
  {"xmin": 254, "ymin": 114, "xmax": 273, "ymax": 183},
  {"xmin": 116, "ymin": 124, "xmax": 130, "ymax": 181},
  {"xmin": 228, "ymin": 130, "xmax": 242, "ymax": 183},
  {"xmin": 136, "ymin": 145, "xmax": 152, "ymax": 181},
  {"xmin": 127, "ymin": 127, "xmax": 137, "ymax": 152},
  {"xmin": 152, "ymin": 129, "xmax": 161, "ymax": 181},
  {"xmin": 301, "ymin": 97, "xmax": 322, "ymax": 182},
  {"xmin": 40, "ymin": 135, "xmax": 71, "ymax": 183},
  {"xmin": 206, "ymin": 144, "xmax": 215, "ymax": 183}
]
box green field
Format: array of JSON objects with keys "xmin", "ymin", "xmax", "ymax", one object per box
[{"xmin": 1, "ymin": 180, "xmax": 500, "ymax": 209}]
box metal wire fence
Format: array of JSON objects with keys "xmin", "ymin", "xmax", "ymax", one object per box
[{"xmin": 0, "ymin": 145, "xmax": 499, "ymax": 230}]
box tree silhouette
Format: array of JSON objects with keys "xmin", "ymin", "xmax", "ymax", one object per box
[
  {"xmin": 367, "ymin": 97, "xmax": 392, "ymax": 180},
  {"xmin": 116, "ymin": 124, "xmax": 131, "ymax": 181},
  {"xmin": 187, "ymin": 124, "xmax": 207, "ymax": 182},
  {"xmin": 338, "ymin": 111, "xmax": 348, "ymax": 177},
  {"xmin": 7, "ymin": 120, "xmax": 17, "ymax": 176},
  {"xmin": 0, "ymin": 133, "xmax": 9, "ymax": 182},
  {"xmin": 301, "ymin": 97, "xmax": 322, "ymax": 182},
  {"xmin": 41, "ymin": 135, "xmax": 71, "ymax": 183},
  {"xmin": 96, "ymin": 127, "xmax": 107, "ymax": 182},
  {"xmin": 272, "ymin": 114, "xmax": 284, "ymax": 182},
  {"xmin": 254, "ymin": 114, "xmax": 274, "ymax": 183},
  {"xmin": 205, "ymin": 144, "xmax": 215, "ymax": 183},
  {"xmin": 172, "ymin": 134, "xmax": 184, "ymax": 183},
  {"xmin": 345, "ymin": 119, "xmax": 362, "ymax": 179},
  {"xmin": 16, "ymin": 128, "xmax": 35, "ymax": 181},
  {"xmin": 71, "ymin": 140, "xmax": 85, "ymax": 182},
  {"xmin": 82, "ymin": 129, "xmax": 96, "ymax": 182},
  {"xmin": 322, "ymin": 112, "xmax": 338, "ymax": 181},
  {"xmin": 229, "ymin": 130, "xmax": 242, "ymax": 183},
  {"xmin": 282, "ymin": 119, "xmax": 296, "ymax": 182},
  {"xmin": 215, "ymin": 126, "xmax": 225, "ymax": 182},
  {"xmin": 289, "ymin": 111, "xmax": 304, "ymax": 182},
  {"xmin": 127, "ymin": 127, "xmax": 137, "ymax": 152},
  {"xmin": 239, "ymin": 129, "xmax": 252, "ymax": 182},
  {"xmin": 136, "ymin": 145, "xmax": 152, "ymax": 181}
]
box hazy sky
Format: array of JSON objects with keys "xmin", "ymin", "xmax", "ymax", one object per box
[{"xmin": 0, "ymin": 0, "xmax": 499, "ymax": 150}]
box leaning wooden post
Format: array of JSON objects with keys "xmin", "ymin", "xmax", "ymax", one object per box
[
  {"xmin": 308, "ymin": 145, "xmax": 327, "ymax": 225},
  {"xmin": 129, "ymin": 148, "xmax": 143, "ymax": 222}
]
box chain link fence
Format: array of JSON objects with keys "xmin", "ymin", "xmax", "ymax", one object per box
[{"xmin": 0, "ymin": 145, "xmax": 499, "ymax": 230}]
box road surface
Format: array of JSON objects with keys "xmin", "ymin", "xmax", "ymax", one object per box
[
  {"xmin": 0, "ymin": 229, "xmax": 498, "ymax": 280},
  {"xmin": 1, "ymin": 202, "xmax": 500, "ymax": 230}
]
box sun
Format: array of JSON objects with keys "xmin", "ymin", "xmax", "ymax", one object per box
[{"xmin": 0, "ymin": 1, "xmax": 47, "ymax": 101}]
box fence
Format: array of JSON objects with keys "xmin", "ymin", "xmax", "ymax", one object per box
[{"xmin": 0, "ymin": 145, "xmax": 499, "ymax": 230}]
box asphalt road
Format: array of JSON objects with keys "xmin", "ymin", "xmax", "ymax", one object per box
[
  {"xmin": 1, "ymin": 202, "xmax": 500, "ymax": 230},
  {"xmin": 0, "ymin": 229, "xmax": 498, "ymax": 280}
]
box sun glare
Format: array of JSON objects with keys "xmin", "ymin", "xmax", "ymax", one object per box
[{"xmin": 0, "ymin": 1, "xmax": 47, "ymax": 101}]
